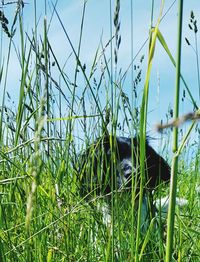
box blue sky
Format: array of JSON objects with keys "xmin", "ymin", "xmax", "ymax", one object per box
[{"xmin": 1, "ymin": 0, "xmax": 200, "ymax": 151}]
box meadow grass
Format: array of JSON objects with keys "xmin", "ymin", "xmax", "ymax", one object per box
[{"xmin": 0, "ymin": 1, "xmax": 200, "ymax": 261}]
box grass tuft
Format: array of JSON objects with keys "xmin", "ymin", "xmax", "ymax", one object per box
[{"xmin": 0, "ymin": 1, "xmax": 199, "ymax": 261}]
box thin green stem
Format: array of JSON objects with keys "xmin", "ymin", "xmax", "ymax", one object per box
[
  {"xmin": 136, "ymin": 2, "xmax": 164, "ymax": 261},
  {"xmin": 109, "ymin": 1, "xmax": 115, "ymax": 261},
  {"xmin": 165, "ymin": 1, "xmax": 183, "ymax": 261},
  {"xmin": 44, "ymin": 17, "xmax": 50, "ymax": 155}
]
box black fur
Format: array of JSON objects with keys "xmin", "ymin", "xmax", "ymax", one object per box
[{"xmin": 79, "ymin": 136, "xmax": 171, "ymax": 198}]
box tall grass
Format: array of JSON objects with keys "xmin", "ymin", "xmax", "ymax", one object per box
[
  {"xmin": 136, "ymin": 2, "xmax": 164, "ymax": 261},
  {"xmin": 0, "ymin": 0, "xmax": 200, "ymax": 261},
  {"xmin": 166, "ymin": 1, "xmax": 183, "ymax": 261}
]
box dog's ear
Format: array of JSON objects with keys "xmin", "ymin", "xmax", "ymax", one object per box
[{"xmin": 145, "ymin": 143, "xmax": 171, "ymax": 189}]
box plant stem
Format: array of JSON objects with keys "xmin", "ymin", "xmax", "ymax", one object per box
[{"xmin": 165, "ymin": 1, "xmax": 183, "ymax": 261}]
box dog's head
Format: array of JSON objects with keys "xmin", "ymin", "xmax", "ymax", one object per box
[{"xmin": 79, "ymin": 136, "xmax": 171, "ymax": 197}]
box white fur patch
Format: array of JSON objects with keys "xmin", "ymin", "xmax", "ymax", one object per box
[
  {"xmin": 117, "ymin": 158, "xmax": 136, "ymax": 188},
  {"xmin": 155, "ymin": 196, "xmax": 188, "ymax": 218}
]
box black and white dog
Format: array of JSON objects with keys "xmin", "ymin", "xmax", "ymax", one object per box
[
  {"xmin": 80, "ymin": 135, "xmax": 170, "ymax": 196},
  {"xmin": 79, "ymin": 135, "xmax": 171, "ymax": 228}
]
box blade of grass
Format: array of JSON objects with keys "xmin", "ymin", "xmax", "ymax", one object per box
[
  {"xmin": 136, "ymin": 1, "xmax": 164, "ymax": 260},
  {"xmin": 15, "ymin": 35, "xmax": 32, "ymax": 145},
  {"xmin": 165, "ymin": 1, "xmax": 184, "ymax": 261},
  {"xmin": 157, "ymin": 28, "xmax": 198, "ymax": 110},
  {"xmin": 139, "ymin": 217, "xmax": 156, "ymax": 261}
]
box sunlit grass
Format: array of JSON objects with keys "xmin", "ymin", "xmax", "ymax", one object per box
[{"xmin": 0, "ymin": 1, "xmax": 200, "ymax": 261}]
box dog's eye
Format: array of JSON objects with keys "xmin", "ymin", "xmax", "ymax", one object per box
[
  {"xmin": 120, "ymin": 159, "xmax": 133, "ymax": 178},
  {"xmin": 123, "ymin": 163, "xmax": 132, "ymax": 178}
]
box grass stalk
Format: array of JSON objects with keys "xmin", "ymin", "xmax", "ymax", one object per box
[
  {"xmin": 1, "ymin": 1, "xmax": 199, "ymax": 260},
  {"xmin": 165, "ymin": 1, "xmax": 183, "ymax": 261},
  {"xmin": 44, "ymin": 16, "xmax": 50, "ymax": 155},
  {"xmin": 0, "ymin": 38, "xmax": 12, "ymax": 145},
  {"xmin": 157, "ymin": 29, "xmax": 198, "ymax": 110},
  {"xmin": 135, "ymin": 2, "xmax": 164, "ymax": 260}
]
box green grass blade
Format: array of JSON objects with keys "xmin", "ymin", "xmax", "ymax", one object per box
[
  {"xmin": 165, "ymin": 1, "xmax": 184, "ymax": 261},
  {"xmin": 157, "ymin": 28, "xmax": 198, "ymax": 109}
]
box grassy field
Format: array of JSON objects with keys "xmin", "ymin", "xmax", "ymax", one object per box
[{"xmin": 0, "ymin": 1, "xmax": 200, "ymax": 261}]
